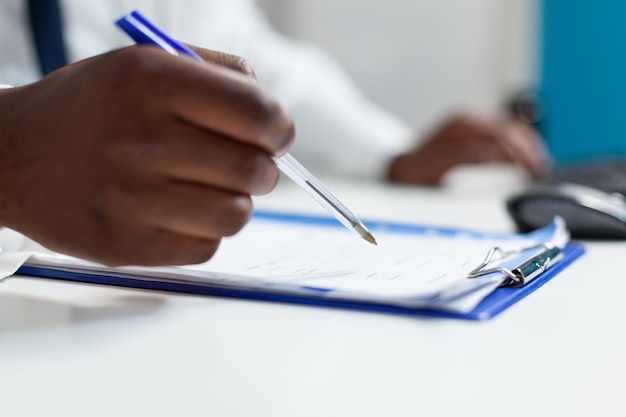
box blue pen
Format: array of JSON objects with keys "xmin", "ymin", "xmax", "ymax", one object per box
[{"xmin": 116, "ymin": 10, "xmax": 377, "ymax": 245}]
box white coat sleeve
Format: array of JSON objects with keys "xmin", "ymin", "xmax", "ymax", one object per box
[{"xmin": 253, "ymin": 38, "xmax": 416, "ymax": 180}]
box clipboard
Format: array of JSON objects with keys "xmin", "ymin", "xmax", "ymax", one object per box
[{"xmin": 14, "ymin": 211, "xmax": 585, "ymax": 321}]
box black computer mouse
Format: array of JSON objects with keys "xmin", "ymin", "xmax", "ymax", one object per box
[{"xmin": 507, "ymin": 182, "xmax": 626, "ymax": 239}]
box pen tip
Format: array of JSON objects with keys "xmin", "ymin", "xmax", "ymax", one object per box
[{"xmin": 363, "ymin": 232, "xmax": 378, "ymax": 246}]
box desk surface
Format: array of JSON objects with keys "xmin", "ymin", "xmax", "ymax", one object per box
[{"xmin": 1, "ymin": 166, "xmax": 625, "ymax": 417}]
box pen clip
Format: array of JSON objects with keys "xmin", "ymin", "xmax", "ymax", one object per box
[
  {"xmin": 468, "ymin": 242, "xmax": 563, "ymax": 287},
  {"xmin": 116, "ymin": 10, "xmax": 203, "ymax": 61}
]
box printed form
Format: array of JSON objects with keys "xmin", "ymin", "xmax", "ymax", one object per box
[{"xmin": 13, "ymin": 214, "xmax": 568, "ymax": 313}]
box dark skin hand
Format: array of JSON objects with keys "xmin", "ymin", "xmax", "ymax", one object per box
[
  {"xmin": 0, "ymin": 45, "xmax": 294, "ymax": 266},
  {"xmin": 387, "ymin": 114, "xmax": 548, "ymax": 185}
]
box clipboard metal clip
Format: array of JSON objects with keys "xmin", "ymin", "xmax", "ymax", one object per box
[{"xmin": 468, "ymin": 242, "xmax": 563, "ymax": 287}]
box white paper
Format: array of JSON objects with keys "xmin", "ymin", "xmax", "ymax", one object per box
[{"xmin": 4, "ymin": 215, "xmax": 569, "ymax": 313}]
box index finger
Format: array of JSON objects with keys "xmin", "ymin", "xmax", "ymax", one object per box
[{"xmin": 137, "ymin": 47, "xmax": 294, "ymax": 156}]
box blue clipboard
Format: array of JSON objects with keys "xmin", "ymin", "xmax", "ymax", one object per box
[{"xmin": 15, "ymin": 211, "xmax": 586, "ymax": 321}]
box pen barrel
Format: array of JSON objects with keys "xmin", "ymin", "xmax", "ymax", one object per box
[
  {"xmin": 116, "ymin": 9, "xmax": 372, "ymax": 242},
  {"xmin": 273, "ymin": 154, "xmax": 362, "ymax": 232}
]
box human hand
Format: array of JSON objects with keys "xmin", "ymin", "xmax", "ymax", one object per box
[
  {"xmin": 0, "ymin": 45, "xmax": 294, "ymax": 266},
  {"xmin": 387, "ymin": 114, "xmax": 549, "ymax": 185}
]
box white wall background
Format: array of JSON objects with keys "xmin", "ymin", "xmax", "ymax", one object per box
[{"xmin": 257, "ymin": 0, "xmax": 539, "ymax": 131}]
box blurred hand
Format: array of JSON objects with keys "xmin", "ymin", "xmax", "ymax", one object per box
[
  {"xmin": 0, "ymin": 45, "xmax": 294, "ymax": 266},
  {"xmin": 387, "ymin": 114, "xmax": 549, "ymax": 185}
]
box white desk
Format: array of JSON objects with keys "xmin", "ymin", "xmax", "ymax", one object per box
[{"xmin": 1, "ymin": 167, "xmax": 625, "ymax": 417}]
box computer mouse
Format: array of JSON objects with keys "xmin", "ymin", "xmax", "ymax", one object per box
[{"xmin": 507, "ymin": 182, "xmax": 626, "ymax": 239}]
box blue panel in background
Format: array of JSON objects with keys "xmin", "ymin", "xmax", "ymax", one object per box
[{"xmin": 541, "ymin": 1, "xmax": 626, "ymax": 163}]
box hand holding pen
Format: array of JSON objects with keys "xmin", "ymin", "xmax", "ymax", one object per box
[
  {"xmin": 0, "ymin": 27, "xmax": 293, "ymax": 266},
  {"xmin": 116, "ymin": 10, "xmax": 377, "ymax": 246}
]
